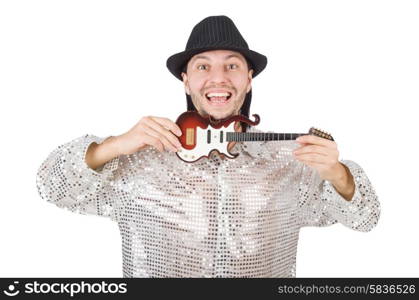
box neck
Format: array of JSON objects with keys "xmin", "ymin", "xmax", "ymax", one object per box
[{"xmin": 227, "ymin": 121, "xmax": 242, "ymax": 152}]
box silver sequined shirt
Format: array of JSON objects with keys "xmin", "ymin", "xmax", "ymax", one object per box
[{"xmin": 36, "ymin": 126, "xmax": 380, "ymax": 277}]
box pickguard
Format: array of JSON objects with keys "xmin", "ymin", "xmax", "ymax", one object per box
[{"xmin": 177, "ymin": 123, "xmax": 236, "ymax": 162}]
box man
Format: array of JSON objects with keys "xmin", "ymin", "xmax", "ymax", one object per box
[{"xmin": 36, "ymin": 16, "xmax": 380, "ymax": 277}]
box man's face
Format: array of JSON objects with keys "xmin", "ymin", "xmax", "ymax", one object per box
[{"xmin": 181, "ymin": 50, "xmax": 253, "ymax": 120}]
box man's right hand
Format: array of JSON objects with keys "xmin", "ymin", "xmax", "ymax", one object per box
[
  {"xmin": 115, "ymin": 116, "xmax": 183, "ymax": 155},
  {"xmin": 85, "ymin": 116, "xmax": 183, "ymax": 170}
]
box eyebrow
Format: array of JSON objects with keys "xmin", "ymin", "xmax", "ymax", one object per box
[
  {"xmin": 225, "ymin": 54, "xmax": 245, "ymax": 62},
  {"xmin": 191, "ymin": 54, "xmax": 246, "ymax": 63}
]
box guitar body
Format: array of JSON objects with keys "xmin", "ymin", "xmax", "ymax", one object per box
[{"xmin": 175, "ymin": 111, "xmax": 260, "ymax": 163}]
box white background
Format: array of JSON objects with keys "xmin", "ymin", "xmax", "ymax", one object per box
[{"xmin": 0, "ymin": 0, "xmax": 418, "ymax": 277}]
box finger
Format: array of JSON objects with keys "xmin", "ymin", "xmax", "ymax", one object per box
[
  {"xmin": 146, "ymin": 117, "xmax": 182, "ymax": 148},
  {"xmin": 151, "ymin": 116, "xmax": 182, "ymax": 137},
  {"xmin": 143, "ymin": 118, "xmax": 182, "ymax": 150},
  {"xmin": 142, "ymin": 124, "xmax": 179, "ymax": 152},
  {"xmin": 294, "ymin": 153, "xmax": 329, "ymax": 164},
  {"xmin": 293, "ymin": 145, "xmax": 328, "ymax": 156},
  {"xmin": 142, "ymin": 135, "xmax": 164, "ymax": 153},
  {"xmin": 296, "ymin": 135, "xmax": 336, "ymax": 148}
]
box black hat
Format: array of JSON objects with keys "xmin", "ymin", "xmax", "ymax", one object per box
[{"xmin": 166, "ymin": 15, "xmax": 267, "ymax": 80}]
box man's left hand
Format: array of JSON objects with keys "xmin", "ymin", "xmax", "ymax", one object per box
[{"xmin": 292, "ymin": 135, "xmax": 355, "ymax": 201}]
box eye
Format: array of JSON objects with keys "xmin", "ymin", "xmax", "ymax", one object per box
[
  {"xmin": 228, "ymin": 64, "xmax": 239, "ymax": 70},
  {"xmin": 197, "ymin": 64, "xmax": 208, "ymax": 70}
]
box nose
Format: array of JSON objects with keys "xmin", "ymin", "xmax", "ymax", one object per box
[{"xmin": 208, "ymin": 65, "xmax": 228, "ymax": 85}]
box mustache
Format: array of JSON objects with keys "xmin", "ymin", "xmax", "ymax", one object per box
[{"xmin": 200, "ymin": 85, "xmax": 237, "ymax": 95}]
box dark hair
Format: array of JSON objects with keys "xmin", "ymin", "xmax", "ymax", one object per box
[{"xmin": 182, "ymin": 55, "xmax": 253, "ymax": 132}]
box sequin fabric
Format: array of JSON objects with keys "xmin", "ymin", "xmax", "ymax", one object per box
[{"xmin": 36, "ymin": 126, "xmax": 380, "ymax": 277}]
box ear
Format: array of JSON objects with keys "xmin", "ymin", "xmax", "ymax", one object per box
[
  {"xmin": 181, "ymin": 72, "xmax": 191, "ymax": 95},
  {"xmin": 246, "ymin": 69, "xmax": 254, "ymax": 93}
]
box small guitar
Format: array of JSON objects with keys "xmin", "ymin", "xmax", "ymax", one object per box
[{"xmin": 175, "ymin": 111, "xmax": 334, "ymax": 163}]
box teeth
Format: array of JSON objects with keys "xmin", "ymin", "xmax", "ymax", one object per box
[{"xmin": 206, "ymin": 92, "xmax": 231, "ymax": 98}]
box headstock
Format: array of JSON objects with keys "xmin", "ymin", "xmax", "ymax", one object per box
[{"xmin": 308, "ymin": 127, "xmax": 334, "ymax": 141}]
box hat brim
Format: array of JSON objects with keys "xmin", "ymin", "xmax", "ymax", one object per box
[{"xmin": 166, "ymin": 46, "xmax": 267, "ymax": 81}]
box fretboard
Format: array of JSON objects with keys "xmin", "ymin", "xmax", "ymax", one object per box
[{"xmin": 226, "ymin": 132, "xmax": 305, "ymax": 142}]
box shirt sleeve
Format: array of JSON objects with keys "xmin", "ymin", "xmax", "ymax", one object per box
[
  {"xmin": 296, "ymin": 159, "xmax": 380, "ymax": 232},
  {"xmin": 36, "ymin": 134, "xmax": 120, "ymax": 222}
]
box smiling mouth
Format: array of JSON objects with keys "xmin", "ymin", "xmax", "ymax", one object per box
[{"xmin": 205, "ymin": 92, "xmax": 232, "ymax": 105}]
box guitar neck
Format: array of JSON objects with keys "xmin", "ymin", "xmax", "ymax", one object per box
[{"xmin": 226, "ymin": 132, "xmax": 306, "ymax": 142}]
